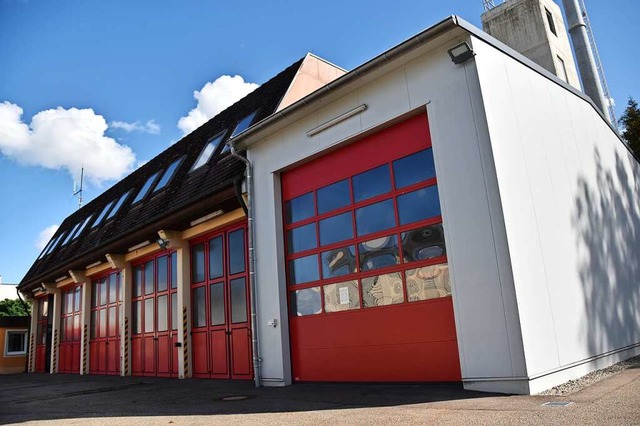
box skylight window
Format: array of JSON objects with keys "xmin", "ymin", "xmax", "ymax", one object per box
[
  {"xmin": 106, "ymin": 191, "xmax": 130, "ymax": 220},
  {"xmin": 133, "ymin": 172, "xmax": 159, "ymax": 204},
  {"xmin": 191, "ymin": 132, "xmax": 226, "ymax": 171},
  {"xmin": 38, "ymin": 237, "xmax": 56, "ymax": 259},
  {"xmin": 43, "ymin": 232, "xmax": 66, "ymax": 256},
  {"xmin": 61, "ymin": 222, "xmax": 82, "ymax": 246},
  {"xmin": 154, "ymin": 158, "xmax": 183, "ymax": 192},
  {"xmin": 71, "ymin": 215, "xmax": 93, "ymax": 241},
  {"xmin": 231, "ymin": 112, "xmax": 257, "ymax": 138},
  {"xmin": 92, "ymin": 201, "xmax": 114, "ymax": 229}
]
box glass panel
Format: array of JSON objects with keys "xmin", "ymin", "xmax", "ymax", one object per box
[
  {"xmin": 144, "ymin": 260, "xmax": 154, "ymax": 295},
  {"xmin": 192, "ymin": 132, "xmax": 225, "ymax": 171},
  {"xmin": 285, "ymin": 192, "xmax": 314, "ymax": 224},
  {"xmin": 170, "ymin": 253, "xmax": 177, "ymax": 289},
  {"xmin": 406, "ymin": 263, "xmax": 451, "ymax": 301},
  {"xmin": 109, "ymin": 273, "xmax": 118, "ymax": 304},
  {"xmin": 144, "ymin": 298, "xmax": 154, "ymax": 333},
  {"xmin": 230, "ymin": 278, "xmax": 247, "ymax": 324},
  {"xmin": 319, "ymin": 212, "xmax": 353, "ymax": 246},
  {"xmin": 132, "ymin": 301, "xmax": 141, "ymax": 334},
  {"xmin": 402, "ymin": 223, "xmax": 446, "ymax": 263},
  {"xmin": 291, "ymin": 287, "xmax": 321, "ymax": 316},
  {"xmin": 154, "ymin": 157, "xmax": 183, "ymax": 192},
  {"xmin": 133, "ymin": 172, "xmax": 159, "ymax": 204},
  {"xmin": 60, "ymin": 317, "xmax": 66, "ymax": 342},
  {"xmin": 106, "ymin": 191, "xmax": 130, "ymax": 220},
  {"xmin": 317, "ymin": 179, "xmax": 350, "ymax": 214},
  {"xmin": 61, "ymin": 222, "xmax": 81, "ymax": 246},
  {"xmin": 72, "ymin": 215, "xmax": 93, "ymax": 240},
  {"xmin": 397, "ymin": 186, "xmax": 441, "ymax": 225},
  {"xmin": 74, "ymin": 286, "xmax": 82, "ymax": 312},
  {"xmin": 157, "ymin": 256, "xmax": 168, "ymax": 292},
  {"xmin": 289, "ymin": 254, "xmax": 319, "ymax": 285},
  {"xmin": 359, "ymin": 235, "xmax": 399, "ymax": 272},
  {"xmin": 324, "ymin": 280, "xmax": 360, "ymax": 312},
  {"xmin": 287, "ymin": 223, "xmax": 316, "ymax": 254},
  {"xmin": 171, "ymin": 293, "xmax": 178, "ymax": 330},
  {"xmin": 362, "ymin": 272, "xmax": 404, "ymax": 307},
  {"xmin": 133, "ymin": 266, "xmax": 143, "ymax": 297},
  {"xmin": 208, "ymin": 237, "xmax": 224, "ymax": 279},
  {"xmin": 355, "ymin": 199, "xmax": 395, "ymax": 236},
  {"xmin": 393, "ymin": 149, "xmax": 436, "ymax": 189},
  {"xmin": 108, "ymin": 307, "xmax": 117, "ymax": 337},
  {"xmin": 100, "ymin": 279, "xmax": 107, "ymax": 306},
  {"xmin": 192, "ymin": 287, "xmax": 206, "ymax": 328},
  {"xmin": 352, "ymin": 164, "xmax": 391, "ymax": 203},
  {"xmin": 321, "ymin": 245, "xmax": 356, "ymax": 279},
  {"xmin": 99, "ymin": 309, "xmax": 107, "ymax": 338},
  {"xmin": 39, "ymin": 298, "xmax": 48, "ymax": 318},
  {"xmin": 157, "ymin": 295, "xmax": 168, "ymax": 332},
  {"xmin": 73, "ymin": 315, "xmax": 81, "ymax": 341},
  {"xmin": 92, "ymin": 201, "xmax": 114, "ymax": 228},
  {"xmin": 191, "ymin": 243, "xmax": 205, "ymax": 283},
  {"xmin": 228, "ymin": 229, "xmax": 245, "ymax": 275},
  {"xmin": 91, "ymin": 311, "xmax": 98, "ymax": 339},
  {"xmin": 209, "ymin": 283, "xmax": 225, "ymax": 326},
  {"xmin": 92, "ymin": 282, "xmax": 99, "ymax": 308},
  {"xmin": 231, "ymin": 111, "xmax": 257, "ymax": 137}
]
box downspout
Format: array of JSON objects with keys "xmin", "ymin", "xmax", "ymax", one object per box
[
  {"xmin": 16, "ymin": 288, "xmax": 31, "ymax": 374},
  {"xmin": 229, "ymin": 142, "xmax": 261, "ymax": 387}
]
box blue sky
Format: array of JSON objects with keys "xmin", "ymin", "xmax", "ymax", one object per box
[{"xmin": 0, "ymin": 0, "xmax": 638, "ymax": 285}]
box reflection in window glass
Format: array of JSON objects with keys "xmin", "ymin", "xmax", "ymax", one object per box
[
  {"xmin": 193, "ymin": 287, "xmax": 206, "ymax": 328},
  {"xmin": 319, "ymin": 212, "xmax": 353, "ymax": 246},
  {"xmin": 359, "ymin": 235, "xmax": 399, "ymax": 272},
  {"xmin": 144, "ymin": 298, "xmax": 154, "ymax": 333},
  {"xmin": 133, "ymin": 172, "xmax": 159, "ymax": 204},
  {"xmin": 100, "ymin": 279, "xmax": 107, "ymax": 306},
  {"xmin": 191, "ymin": 244, "xmax": 205, "ymax": 283},
  {"xmin": 393, "ymin": 149, "xmax": 435, "ymax": 189},
  {"xmin": 109, "ymin": 273, "xmax": 118, "ymax": 304},
  {"xmin": 132, "ymin": 301, "xmax": 141, "ymax": 334},
  {"xmin": 230, "ymin": 278, "xmax": 247, "ymax": 324},
  {"xmin": 72, "ymin": 215, "xmax": 93, "ymax": 240},
  {"xmin": 157, "ymin": 295, "xmax": 168, "ymax": 332},
  {"xmin": 92, "ymin": 201, "xmax": 114, "ymax": 228},
  {"xmin": 402, "ymin": 224, "xmax": 446, "ymax": 263},
  {"xmin": 108, "ymin": 307, "xmax": 117, "ymax": 337},
  {"xmin": 355, "ymin": 199, "xmax": 395, "ymax": 236},
  {"xmin": 91, "ymin": 311, "xmax": 98, "ymax": 339},
  {"xmin": 228, "ymin": 229, "xmax": 245, "ymax": 275},
  {"xmin": 231, "ymin": 111, "xmax": 257, "ymax": 137},
  {"xmin": 209, "ymin": 237, "xmax": 224, "ymax": 279},
  {"xmin": 106, "ymin": 191, "xmax": 130, "ymax": 220},
  {"xmin": 324, "ymin": 280, "xmax": 360, "ymax": 312},
  {"xmin": 92, "ymin": 282, "xmax": 99, "ymax": 308},
  {"xmin": 405, "ymin": 263, "xmax": 450, "ymax": 301},
  {"xmin": 289, "ymin": 254, "xmax": 319, "ymax": 285},
  {"xmin": 352, "ymin": 164, "xmax": 391, "ymax": 203},
  {"xmin": 287, "ymin": 223, "xmax": 316, "ymax": 254},
  {"xmin": 157, "ymin": 256, "xmax": 168, "ymax": 292},
  {"xmin": 285, "ymin": 192, "xmax": 314, "ymax": 224},
  {"xmin": 74, "ymin": 286, "xmax": 82, "ymax": 312},
  {"xmin": 192, "ymin": 133, "xmax": 225, "ymax": 171},
  {"xmin": 171, "ymin": 293, "xmax": 177, "ymax": 330},
  {"xmin": 133, "ymin": 266, "xmax": 143, "ymax": 297},
  {"xmin": 61, "ymin": 222, "xmax": 81, "ymax": 246},
  {"xmin": 291, "ymin": 287, "xmax": 321, "ymax": 316},
  {"xmin": 154, "ymin": 158, "xmax": 183, "ymax": 192},
  {"xmin": 144, "ymin": 261, "xmax": 154, "ymax": 295},
  {"xmin": 171, "ymin": 253, "xmax": 177, "ymax": 289},
  {"xmin": 210, "ymin": 283, "xmax": 225, "ymax": 326},
  {"xmin": 100, "ymin": 309, "xmax": 107, "ymax": 337},
  {"xmin": 362, "ymin": 272, "xmax": 404, "ymax": 307},
  {"xmin": 397, "ymin": 186, "xmax": 441, "ymax": 225},
  {"xmin": 321, "ymin": 245, "xmax": 356, "ymax": 279},
  {"xmin": 317, "ymin": 179, "xmax": 350, "ymax": 214}
]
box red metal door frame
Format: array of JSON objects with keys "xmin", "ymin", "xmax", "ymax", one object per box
[
  {"xmin": 89, "ymin": 270, "xmax": 121, "ymax": 375},
  {"xmin": 34, "ymin": 296, "xmax": 49, "ymax": 372}
]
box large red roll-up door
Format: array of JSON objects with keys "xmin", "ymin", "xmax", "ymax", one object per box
[
  {"xmin": 89, "ymin": 270, "xmax": 121, "ymax": 375},
  {"xmin": 282, "ymin": 113, "xmax": 461, "ymax": 382},
  {"xmin": 59, "ymin": 283, "xmax": 82, "ymax": 374}
]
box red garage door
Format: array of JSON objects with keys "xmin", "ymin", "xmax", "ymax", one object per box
[
  {"xmin": 90, "ymin": 271, "xmax": 121, "ymax": 375},
  {"xmin": 34, "ymin": 296, "xmax": 50, "ymax": 373},
  {"xmin": 282, "ymin": 113, "xmax": 461, "ymax": 382},
  {"xmin": 59, "ymin": 284, "xmax": 82, "ymax": 374}
]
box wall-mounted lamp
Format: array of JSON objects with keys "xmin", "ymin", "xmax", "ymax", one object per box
[
  {"xmin": 156, "ymin": 238, "xmax": 169, "ymax": 250},
  {"xmin": 447, "ymin": 42, "xmax": 475, "ymax": 64}
]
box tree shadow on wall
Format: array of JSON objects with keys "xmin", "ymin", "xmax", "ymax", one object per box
[{"xmin": 572, "ymin": 149, "xmax": 640, "ymax": 358}]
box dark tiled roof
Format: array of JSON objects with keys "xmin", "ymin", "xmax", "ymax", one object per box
[{"xmin": 19, "ymin": 57, "xmax": 304, "ymax": 290}]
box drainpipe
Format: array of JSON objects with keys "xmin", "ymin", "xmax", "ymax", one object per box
[
  {"xmin": 229, "ymin": 142, "xmax": 261, "ymax": 387},
  {"xmin": 16, "ymin": 288, "xmax": 31, "ymax": 374}
]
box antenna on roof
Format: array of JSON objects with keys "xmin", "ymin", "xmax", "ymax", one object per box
[{"xmin": 73, "ymin": 167, "xmax": 84, "ymax": 209}]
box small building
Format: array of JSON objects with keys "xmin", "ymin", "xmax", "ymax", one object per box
[
  {"xmin": 0, "ymin": 316, "xmax": 29, "ymax": 374},
  {"xmin": 18, "ymin": 16, "xmax": 640, "ymax": 394}
]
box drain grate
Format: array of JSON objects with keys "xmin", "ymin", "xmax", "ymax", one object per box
[{"xmin": 542, "ymin": 401, "xmax": 574, "ymax": 407}]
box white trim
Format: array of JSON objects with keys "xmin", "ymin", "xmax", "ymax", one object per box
[{"xmin": 4, "ymin": 328, "xmax": 28, "ymax": 357}]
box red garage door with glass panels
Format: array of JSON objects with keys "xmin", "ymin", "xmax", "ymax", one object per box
[
  {"xmin": 282, "ymin": 113, "xmax": 461, "ymax": 382},
  {"xmin": 59, "ymin": 283, "xmax": 82, "ymax": 374},
  {"xmin": 90, "ymin": 270, "xmax": 121, "ymax": 375}
]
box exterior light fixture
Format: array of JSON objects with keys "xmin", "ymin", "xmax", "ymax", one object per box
[
  {"xmin": 156, "ymin": 238, "xmax": 169, "ymax": 250},
  {"xmin": 447, "ymin": 42, "xmax": 475, "ymax": 64}
]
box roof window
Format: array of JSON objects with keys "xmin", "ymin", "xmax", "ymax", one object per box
[
  {"xmin": 92, "ymin": 201, "xmax": 115, "ymax": 229},
  {"xmin": 43, "ymin": 231, "xmax": 66, "ymax": 256},
  {"xmin": 191, "ymin": 132, "xmax": 226, "ymax": 171},
  {"xmin": 133, "ymin": 172, "xmax": 160, "ymax": 204},
  {"xmin": 61, "ymin": 222, "xmax": 82, "ymax": 246},
  {"xmin": 106, "ymin": 190, "xmax": 131, "ymax": 220},
  {"xmin": 71, "ymin": 215, "xmax": 93, "ymax": 241},
  {"xmin": 231, "ymin": 112, "xmax": 257, "ymax": 138},
  {"xmin": 154, "ymin": 157, "xmax": 184, "ymax": 192}
]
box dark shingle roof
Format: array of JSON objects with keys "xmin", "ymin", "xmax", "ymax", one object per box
[{"xmin": 19, "ymin": 57, "xmax": 304, "ymax": 291}]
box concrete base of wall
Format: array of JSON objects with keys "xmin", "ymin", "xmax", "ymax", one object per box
[
  {"xmin": 463, "ymin": 343, "xmax": 640, "ymax": 395},
  {"xmin": 0, "ymin": 366, "xmax": 27, "ymax": 374},
  {"xmin": 261, "ymin": 378, "xmax": 288, "ymax": 387}
]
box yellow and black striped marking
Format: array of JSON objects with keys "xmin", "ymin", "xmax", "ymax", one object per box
[
  {"xmin": 51, "ymin": 329, "xmax": 59, "ymax": 373},
  {"xmin": 123, "ymin": 316, "xmax": 129, "ymax": 375},
  {"xmin": 82, "ymin": 323, "xmax": 88, "ymax": 374},
  {"xmin": 28, "ymin": 332, "xmax": 35, "ymax": 372},
  {"xmin": 182, "ymin": 306, "xmax": 188, "ymax": 377}
]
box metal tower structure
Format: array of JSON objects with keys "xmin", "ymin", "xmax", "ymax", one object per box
[
  {"xmin": 577, "ymin": 0, "xmax": 617, "ymax": 127},
  {"xmin": 483, "ymin": 0, "xmax": 498, "ymax": 11}
]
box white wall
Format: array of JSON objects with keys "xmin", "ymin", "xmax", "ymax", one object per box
[
  {"xmin": 248, "ymin": 32, "xmax": 527, "ymax": 387},
  {"xmin": 473, "ymin": 35, "xmax": 640, "ymax": 393}
]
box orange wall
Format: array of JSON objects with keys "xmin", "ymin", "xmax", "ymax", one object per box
[{"xmin": 0, "ymin": 327, "xmax": 27, "ymax": 374}]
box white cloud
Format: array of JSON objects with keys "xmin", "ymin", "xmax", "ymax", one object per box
[
  {"xmin": 35, "ymin": 224, "xmax": 59, "ymax": 251},
  {"xmin": 178, "ymin": 75, "xmax": 259, "ymax": 135},
  {"xmin": 0, "ymin": 101, "xmax": 136, "ymax": 185},
  {"xmin": 110, "ymin": 119, "xmax": 160, "ymax": 134}
]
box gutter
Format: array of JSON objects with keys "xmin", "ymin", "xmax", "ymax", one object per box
[{"xmin": 228, "ymin": 144, "xmax": 261, "ymax": 387}]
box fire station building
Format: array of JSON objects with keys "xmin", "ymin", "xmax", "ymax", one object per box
[{"xmin": 19, "ymin": 16, "xmax": 640, "ymax": 395}]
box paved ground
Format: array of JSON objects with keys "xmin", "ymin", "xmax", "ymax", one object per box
[{"xmin": 0, "ymin": 367, "xmax": 638, "ymax": 425}]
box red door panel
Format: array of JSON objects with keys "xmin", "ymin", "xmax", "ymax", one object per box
[
  {"xmin": 230, "ymin": 329, "xmax": 251, "ymax": 377},
  {"xmin": 72, "ymin": 343, "xmax": 81, "ymax": 373},
  {"xmin": 210, "ymin": 330, "xmax": 228, "ymax": 377},
  {"xmin": 36, "ymin": 347, "xmax": 46, "ymax": 372},
  {"xmin": 90, "ymin": 342, "xmax": 99, "ymax": 373},
  {"xmin": 132, "ymin": 338, "xmax": 143, "ymax": 374},
  {"xmin": 98, "ymin": 342, "xmax": 108, "ymax": 372},
  {"xmin": 192, "ymin": 332, "xmax": 209, "ymax": 376},
  {"xmin": 108, "ymin": 340, "xmax": 119, "ymax": 374},
  {"xmin": 157, "ymin": 335, "xmax": 171, "ymax": 375},
  {"xmin": 143, "ymin": 337, "xmax": 155, "ymax": 375}
]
